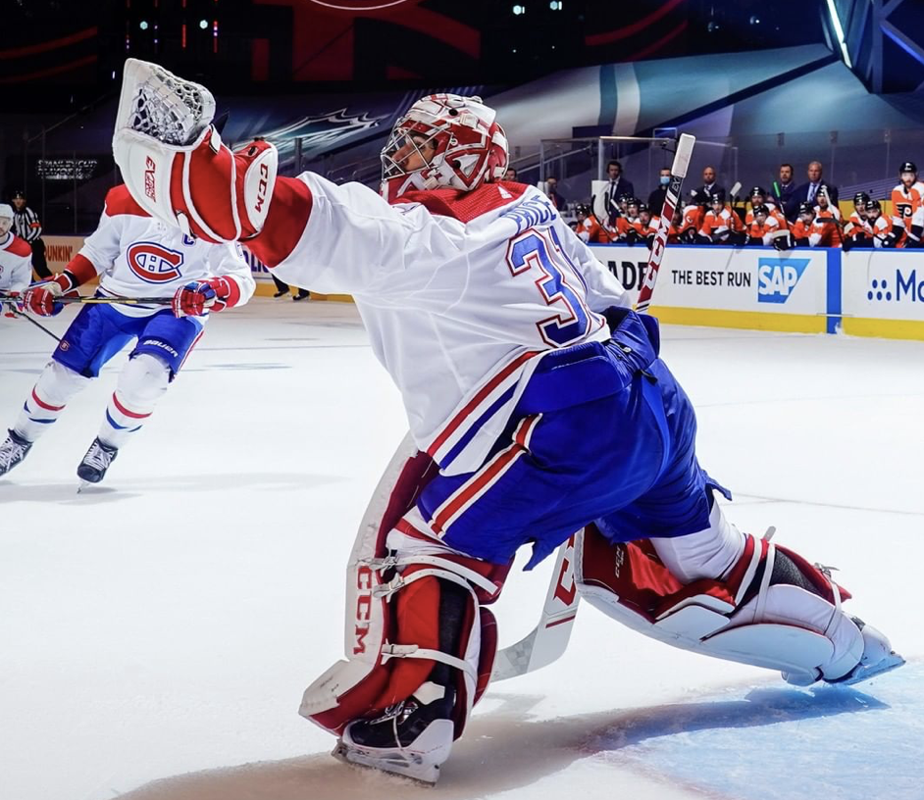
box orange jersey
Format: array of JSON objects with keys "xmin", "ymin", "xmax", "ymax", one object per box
[
  {"xmin": 699, "ymin": 208, "xmax": 740, "ymax": 240},
  {"xmin": 577, "ymin": 215, "xmax": 618, "ymax": 244},
  {"xmin": 748, "ymin": 215, "xmax": 781, "ymax": 244},
  {"xmin": 844, "ymin": 210, "xmax": 867, "ymax": 236},
  {"xmin": 863, "ymin": 214, "xmax": 896, "ymax": 246},
  {"xmin": 681, "ymin": 204, "xmax": 704, "ymax": 236},
  {"xmin": 576, "ymin": 215, "xmax": 602, "ymax": 243},
  {"xmin": 610, "ymin": 215, "xmax": 629, "ymax": 240},
  {"xmin": 626, "ymin": 216, "xmax": 657, "ymax": 239},
  {"xmin": 890, "ymin": 182, "xmax": 924, "ymax": 226},
  {"xmin": 812, "ymin": 206, "xmax": 842, "ymax": 246},
  {"xmin": 790, "ymin": 218, "xmax": 814, "ymax": 244},
  {"xmin": 667, "ymin": 219, "xmax": 686, "ymax": 243},
  {"xmin": 746, "ymin": 204, "xmax": 788, "ymax": 230}
]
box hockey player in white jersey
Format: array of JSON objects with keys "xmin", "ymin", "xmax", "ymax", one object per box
[
  {"xmin": 110, "ymin": 60, "xmax": 901, "ymax": 783},
  {"xmin": 0, "ymin": 203, "xmax": 33, "ymax": 318},
  {"xmin": 0, "ymin": 185, "xmax": 254, "ymax": 485}
]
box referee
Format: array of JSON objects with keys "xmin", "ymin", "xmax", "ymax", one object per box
[{"xmin": 10, "ymin": 190, "xmax": 51, "ymax": 280}]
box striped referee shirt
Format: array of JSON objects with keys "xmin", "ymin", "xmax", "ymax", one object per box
[{"xmin": 13, "ymin": 206, "xmax": 42, "ymax": 243}]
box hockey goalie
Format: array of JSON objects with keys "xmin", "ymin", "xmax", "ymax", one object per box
[{"xmin": 111, "ymin": 59, "xmax": 903, "ymax": 784}]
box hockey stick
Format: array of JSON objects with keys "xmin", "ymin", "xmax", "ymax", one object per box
[
  {"xmin": 0, "ymin": 293, "xmax": 172, "ymax": 306},
  {"xmin": 491, "ymin": 533, "xmax": 581, "ymax": 681},
  {"xmin": 491, "ymin": 133, "xmax": 697, "ymax": 682},
  {"xmin": 637, "ymin": 133, "xmax": 696, "ymax": 314},
  {"xmin": 7, "ymin": 308, "xmax": 62, "ymax": 342}
]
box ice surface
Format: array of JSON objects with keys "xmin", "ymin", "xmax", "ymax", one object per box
[{"xmin": 1, "ymin": 299, "xmax": 921, "ymax": 800}]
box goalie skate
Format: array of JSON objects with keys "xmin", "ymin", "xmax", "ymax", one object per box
[
  {"xmin": 332, "ymin": 700, "xmax": 454, "ymax": 785},
  {"xmin": 830, "ymin": 620, "xmax": 905, "ymax": 686}
]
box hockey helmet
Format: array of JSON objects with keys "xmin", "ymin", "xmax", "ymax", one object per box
[
  {"xmin": 575, "ymin": 203, "xmax": 592, "ymax": 217},
  {"xmin": 637, "ymin": 202, "xmax": 650, "ymax": 215},
  {"xmin": 866, "ymin": 199, "xmax": 882, "ymax": 214},
  {"xmin": 749, "ymin": 186, "xmax": 766, "ymax": 199},
  {"xmin": 797, "ymin": 202, "xmax": 814, "ymax": 217},
  {"xmin": 853, "ymin": 192, "xmax": 870, "ymax": 206},
  {"xmin": 380, "ymin": 94, "xmax": 508, "ymax": 200},
  {"xmin": 710, "ymin": 191, "xmax": 726, "ymax": 206},
  {"xmin": 900, "ymin": 161, "xmax": 917, "ymax": 175},
  {"xmin": 754, "ymin": 204, "xmax": 770, "ymax": 218}
]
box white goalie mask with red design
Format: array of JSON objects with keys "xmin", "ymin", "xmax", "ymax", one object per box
[{"xmin": 380, "ymin": 94, "xmax": 509, "ymax": 201}]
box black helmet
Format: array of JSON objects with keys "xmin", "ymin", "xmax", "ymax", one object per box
[
  {"xmin": 626, "ymin": 196, "xmax": 640, "ymax": 207},
  {"xmin": 575, "ymin": 203, "xmax": 592, "ymax": 216},
  {"xmin": 853, "ymin": 191, "xmax": 870, "ymax": 206},
  {"xmin": 866, "ymin": 199, "xmax": 882, "ymax": 212},
  {"xmin": 900, "ymin": 161, "xmax": 918, "ymax": 174},
  {"xmin": 617, "ymin": 193, "xmax": 631, "ymax": 203},
  {"xmin": 798, "ymin": 202, "xmax": 814, "ymax": 216},
  {"xmin": 749, "ymin": 186, "xmax": 766, "ymax": 198},
  {"xmin": 11, "ymin": 189, "xmax": 25, "ymax": 200},
  {"xmin": 637, "ymin": 203, "xmax": 650, "ymax": 214},
  {"xmin": 710, "ymin": 190, "xmax": 726, "ymax": 205},
  {"xmin": 754, "ymin": 204, "xmax": 770, "ymax": 216}
]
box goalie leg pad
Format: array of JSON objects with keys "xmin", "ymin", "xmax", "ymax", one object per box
[
  {"xmin": 577, "ymin": 502, "xmax": 893, "ymax": 686},
  {"xmin": 300, "ymin": 437, "xmax": 506, "ymax": 747}
]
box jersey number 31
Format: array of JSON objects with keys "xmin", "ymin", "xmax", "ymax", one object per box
[{"xmin": 506, "ymin": 228, "xmax": 592, "ymax": 347}]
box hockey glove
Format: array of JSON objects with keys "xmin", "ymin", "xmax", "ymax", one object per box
[
  {"xmin": 23, "ymin": 277, "xmax": 79, "ymax": 316},
  {"xmin": 2, "ymin": 292, "xmax": 22, "ymax": 319},
  {"xmin": 111, "ymin": 60, "xmax": 278, "ymax": 244},
  {"xmin": 173, "ymin": 280, "xmax": 218, "ymax": 317}
]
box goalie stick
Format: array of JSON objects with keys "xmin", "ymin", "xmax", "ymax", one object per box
[{"xmin": 491, "ymin": 133, "xmax": 697, "ymax": 682}]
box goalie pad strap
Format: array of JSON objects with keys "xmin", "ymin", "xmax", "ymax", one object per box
[
  {"xmin": 373, "ymin": 555, "xmax": 502, "ymax": 599},
  {"xmin": 380, "ymin": 644, "xmax": 478, "ymax": 683}
]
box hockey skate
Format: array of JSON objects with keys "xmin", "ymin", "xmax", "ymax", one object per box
[
  {"xmin": 0, "ymin": 429, "xmax": 33, "ymax": 477},
  {"xmin": 333, "ymin": 682, "xmax": 456, "ymax": 784},
  {"xmin": 77, "ymin": 438, "xmax": 119, "ymax": 490}
]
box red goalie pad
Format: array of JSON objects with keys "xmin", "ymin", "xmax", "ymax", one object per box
[
  {"xmin": 578, "ymin": 526, "xmax": 850, "ymax": 625},
  {"xmin": 300, "ymin": 435, "xmax": 508, "ymax": 740}
]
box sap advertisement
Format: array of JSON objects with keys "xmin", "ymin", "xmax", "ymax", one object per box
[
  {"xmin": 588, "ymin": 245, "xmax": 827, "ymax": 316},
  {"xmin": 842, "ymin": 250, "xmax": 924, "ymax": 322}
]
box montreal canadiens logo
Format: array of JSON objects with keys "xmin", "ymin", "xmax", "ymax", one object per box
[{"xmin": 127, "ymin": 241, "xmax": 184, "ymax": 284}]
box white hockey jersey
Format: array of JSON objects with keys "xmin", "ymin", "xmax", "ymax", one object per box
[
  {"xmin": 0, "ymin": 232, "xmax": 33, "ymax": 294},
  {"xmin": 259, "ymin": 177, "xmax": 629, "ymax": 475},
  {"xmin": 76, "ymin": 186, "xmax": 254, "ymax": 317}
]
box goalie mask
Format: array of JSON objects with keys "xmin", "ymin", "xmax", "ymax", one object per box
[{"xmin": 380, "ymin": 94, "xmax": 508, "ymax": 201}]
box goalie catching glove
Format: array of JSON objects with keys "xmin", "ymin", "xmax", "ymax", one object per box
[{"xmin": 112, "ymin": 59, "xmax": 278, "ymax": 243}]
